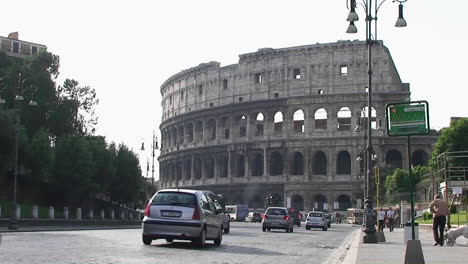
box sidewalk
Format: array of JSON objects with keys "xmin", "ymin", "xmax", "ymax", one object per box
[{"xmin": 344, "ymin": 225, "xmax": 468, "ymax": 264}]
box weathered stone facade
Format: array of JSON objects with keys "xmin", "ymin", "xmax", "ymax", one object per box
[
  {"xmin": 0, "ymin": 32, "xmax": 47, "ymax": 58},
  {"xmin": 158, "ymin": 40, "xmax": 437, "ymax": 213}
]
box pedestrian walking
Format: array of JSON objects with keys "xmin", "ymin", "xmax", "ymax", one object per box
[
  {"xmin": 335, "ymin": 212, "xmax": 341, "ymax": 224},
  {"xmin": 429, "ymin": 194, "xmax": 449, "ymax": 246},
  {"xmin": 386, "ymin": 207, "xmax": 395, "ymax": 232},
  {"xmin": 377, "ymin": 208, "xmax": 386, "ymax": 232}
]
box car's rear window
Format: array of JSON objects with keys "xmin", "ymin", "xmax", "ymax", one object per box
[
  {"xmin": 266, "ymin": 208, "xmax": 286, "ymax": 215},
  {"xmin": 308, "ymin": 212, "xmax": 323, "ymax": 217},
  {"xmin": 152, "ymin": 192, "xmax": 197, "ymax": 207}
]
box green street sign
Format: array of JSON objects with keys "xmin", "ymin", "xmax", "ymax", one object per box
[{"xmin": 386, "ymin": 101, "xmax": 430, "ymax": 136}]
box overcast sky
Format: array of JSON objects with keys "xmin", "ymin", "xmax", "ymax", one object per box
[{"xmin": 3, "ymin": 0, "xmax": 468, "ymax": 180}]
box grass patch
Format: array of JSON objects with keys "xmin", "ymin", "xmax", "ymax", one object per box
[{"xmin": 417, "ymin": 211, "xmax": 468, "ymax": 225}]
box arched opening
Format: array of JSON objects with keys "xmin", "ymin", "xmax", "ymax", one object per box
[
  {"xmin": 360, "ymin": 107, "xmax": 378, "ymax": 130},
  {"xmin": 186, "ymin": 123, "xmax": 194, "ymax": 143},
  {"xmin": 184, "ymin": 159, "xmax": 191, "ymax": 180},
  {"xmin": 313, "ymin": 194, "xmax": 327, "ymax": 211},
  {"xmin": 274, "ymin": 111, "xmax": 283, "ymax": 133},
  {"xmin": 291, "ymin": 194, "xmax": 304, "ymax": 211},
  {"xmin": 255, "ymin": 113, "xmax": 264, "ymax": 136},
  {"xmin": 314, "ymin": 108, "xmax": 328, "ymax": 129},
  {"xmin": 196, "ymin": 121, "xmax": 204, "ymax": 141},
  {"xmin": 337, "ymin": 194, "xmax": 352, "ymax": 211},
  {"xmin": 172, "ymin": 128, "xmax": 177, "ymax": 146},
  {"xmin": 291, "ymin": 152, "xmax": 304, "ymax": 175},
  {"xmin": 337, "ymin": 107, "xmax": 351, "ymax": 131},
  {"xmin": 386, "ymin": 150, "xmax": 403, "ymax": 169},
  {"xmin": 207, "ymin": 119, "xmax": 216, "ymax": 140},
  {"xmin": 293, "ymin": 109, "xmax": 305, "ymax": 133},
  {"xmin": 235, "ymin": 154, "xmax": 245, "ymax": 177},
  {"xmin": 312, "ymin": 151, "xmax": 327, "ymax": 175},
  {"xmin": 412, "ymin": 150, "xmax": 428, "ymax": 167},
  {"xmin": 270, "ymin": 151, "xmax": 283, "ymax": 176},
  {"xmin": 337, "ymin": 151, "xmax": 351, "ymax": 174},
  {"xmin": 176, "ymin": 161, "xmax": 182, "ymax": 180},
  {"xmin": 205, "ymin": 157, "xmax": 215, "ymax": 178},
  {"xmin": 221, "ymin": 117, "xmax": 230, "ymax": 139},
  {"xmin": 178, "ymin": 126, "xmax": 184, "ymax": 144},
  {"xmin": 170, "ymin": 162, "xmax": 176, "ymax": 180},
  {"xmin": 239, "ymin": 116, "xmax": 247, "ymax": 137},
  {"xmin": 249, "ymin": 194, "xmax": 264, "ymax": 209},
  {"xmin": 218, "ymin": 155, "xmax": 228, "ymax": 178},
  {"xmin": 194, "ymin": 158, "xmax": 202, "ymax": 179},
  {"xmin": 251, "ymin": 153, "xmax": 264, "ymax": 176}
]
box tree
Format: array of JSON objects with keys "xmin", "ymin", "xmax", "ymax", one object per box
[
  {"xmin": 57, "ymin": 79, "xmax": 99, "ymax": 136},
  {"xmin": 27, "ymin": 128, "xmax": 54, "ymax": 183},
  {"xmin": 430, "ymin": 118, "xmax": 468, "ymax": 176}
]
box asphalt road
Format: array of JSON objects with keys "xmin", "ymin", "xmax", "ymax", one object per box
[{"xmin": 0, "ymin": 222, "xmax": 358, "ymax": 264}]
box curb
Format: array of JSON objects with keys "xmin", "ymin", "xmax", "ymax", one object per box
[
  {"xmin": 0, "ymin": 225, "xmax": 141, "ymax": 233},
  {"xmin": 341, "ymin": 228, "xmax": 361, "ymax": 264}
]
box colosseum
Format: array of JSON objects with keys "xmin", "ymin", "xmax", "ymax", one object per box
[{"xmin": 158, "ymin": 40, "xmax": 437, "ymax": 213}]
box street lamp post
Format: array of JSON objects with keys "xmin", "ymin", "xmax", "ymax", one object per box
[
  {"xmin": 0, "ymin": 73, "xmax": 37, "ymax": 230},
  {"xmin": 346, "ymin": 0, "xmax": 407, "ymax": 243},
  {"xmin": 141, "ymin": 130, "xmax": 158, "ymax": 192}
]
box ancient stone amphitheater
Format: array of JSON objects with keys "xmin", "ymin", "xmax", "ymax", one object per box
[{"xmin": 158, "ymin": 40, "xmax": 436, "ymax": 213}]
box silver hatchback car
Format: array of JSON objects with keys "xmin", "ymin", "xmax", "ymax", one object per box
[
  {"xmin": 142, "ymin": 189, "xmax": 224, "ymax": 247},
  {"xmin": 262, "ymin": 207, "xmax": 294, "ymax": 233}
]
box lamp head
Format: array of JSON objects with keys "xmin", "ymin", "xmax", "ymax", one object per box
[
  {"xmin": 395, "ymin": 4, "xmax": 407, "ymax": 27},
  {"xmin": 29, "ymin": 100, "xmax": 37, "ymax": 106},
  {"xmin": 0, "ymin": 98, "xmax": 5, "ymax": 104},
  {"xmin": 346, "ymin": 21, "xmax": 358, "ymax": 34},
  {"xmin": 15, "ymin": 95, "xmax": 24, "ymax": 101}
]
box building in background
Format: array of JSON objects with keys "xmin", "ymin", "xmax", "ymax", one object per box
[
  {"xmin": 0, "ymin": 32, "xmax": 47, "ymax": 58},
  {"xmin": 157, "ymin": 40, "xmax": 437, "ymax": 213}
]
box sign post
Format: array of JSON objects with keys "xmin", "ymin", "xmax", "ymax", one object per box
[{"xmin": 386, "ymin": 101, "xmax": 430, "ymax": 240}]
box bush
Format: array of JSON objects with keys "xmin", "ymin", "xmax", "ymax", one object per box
[{"xmin": 423, "ymin": 212, "xmax": 433, "ymax": 220}]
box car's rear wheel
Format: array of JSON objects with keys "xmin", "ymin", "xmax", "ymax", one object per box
[
  {"xmin": 306, "ymin": 226, "xmax": 310, "ymax": 230},
  {"xmin": 214, "ymin": 228, "xmax": 222, "ymax": 246},
  {"xmin": 224, "ymin": 225, "xmax": 230, "ymax": 234},
  {"xmin": 285, "ymin": 228, "xmax": 289, "ymax": 233},
  {"xmin": 193, "ymin": 228, "xmax": 206, "ymax": 247},
  {"xmin": 290, "ymin": 227, "xmax": 294, "ymax": 233},
  {"xmin": 166, "ymin": 238, "xmax": 173, "ymax": 243},
  {"xmin": 297, "ymin": 222, "xmax": 301, "ymax": 227},
  {"xmin": 323, "ymin": 227, "xmax": 328, "ymax": 231},
  {"xmin": 262, "ymin": 226, "xmax": 266, "ymax": 232},
  {"xmin": 267, "ymin": 228, "xmax": 271, "ymax": 231},
  {"xmin": 142, "ymin": 235, "xmax": 152, "ymax": 245}
]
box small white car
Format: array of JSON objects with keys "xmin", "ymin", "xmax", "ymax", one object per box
[{"xmin": 305, "ymin": 211, "xmax": 327, "ymax": 231}]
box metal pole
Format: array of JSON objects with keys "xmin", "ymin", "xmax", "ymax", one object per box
[
  {"xmin": 408, "ymin": 136, "xmax": 415, "ymax": 239},
  {"xmin": 151, "ymin": 130, "xmax": 155, "ymax": 188},
  {"xmin": 9, "ymin": 113, "xmax": 20, "ymax": 230}
]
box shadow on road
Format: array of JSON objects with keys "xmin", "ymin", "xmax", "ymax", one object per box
[{"xmin": 151, "ymin": 241, "xmax": 284, "ymax": 256}]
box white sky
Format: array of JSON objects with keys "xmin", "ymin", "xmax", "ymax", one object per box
[{"xmin": 3, "ymin": 0, "xmax": 468, "ymax": 180}]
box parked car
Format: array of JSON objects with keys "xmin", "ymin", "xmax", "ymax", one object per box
[
  {"xmin": 245, "ymin": 212, "xmax": 262, "ymax": 223},
  {"xmin": 262, "ymin": 207, "xmax": 294, "ymax": 233},
  {"xmin": 324, "ymin": 213, "xmax": 331, "ymax": 228},
  {"xmin": 305, "ymin": 211, "xmax": 327, "ymax": 231},
  {"xmin": 288, "ymin": 208, "xmax": 302, "ymax": 227},
  {"xmin": 202, "ymin": 190, "xmax": 230, "ymax": 233},
  {"xmin": 142, "ymin": 189, "xmax": 224, "ymax": 247}
]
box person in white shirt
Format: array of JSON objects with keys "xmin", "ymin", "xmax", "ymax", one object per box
[
  {"xmin": 377, "ymin": 208, "xmax": 386, "ymax": 232},
  {"xmin": 386, "ymin": 207, "xmax": 395, "ymax": 232}
]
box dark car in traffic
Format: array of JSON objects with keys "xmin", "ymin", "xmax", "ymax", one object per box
[{"xmin": 288, "ymin": 208, "xmax": 302, "ymax": 227}]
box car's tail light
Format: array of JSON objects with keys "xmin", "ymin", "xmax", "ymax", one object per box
[
  {"xmin": 144, "ymin": 202, "xmax": 151, "ymax": 217},
  {"xmin": 284, "ymin": 216, "xmax": 290, "ymax": 220},
  {"xmin": 263, "ymin": 214, "xmax": 268, "ymax": 219},
  {"xmin": 192, "ymin": 206, "xmax": 201, "ymax": 220}
]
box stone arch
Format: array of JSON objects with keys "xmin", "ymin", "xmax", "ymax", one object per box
[
  {"xmin": 170, "ymin": 161, "xmax": 176, "ymax": 180},
  {"xmin": 171, "ymin": 127, "xmax": 177, "ymax": 146},
  {"xmin": 386, "ymin": 149, "xmax": 403, "ymax": 169},
  {"xmin": 314, "ymin": 108, "xmax": 328, "ymax": 129},
  {"xmin": 412, "ymin": 150, "xmax": 428, "ymax": 167},
  {"xmin": 218, "ymin": 155, "xmax": 229, "ymax": 178},
  {"xmin": 313, "ymin": 194, "xmax": 327, "ymax": 211},
  {"xmin": 255, "ymin": 112, "xmax": 265, "ymax": 136},
  {"xmin": 220, "ymin": 117, "xmax": 230, "ymax": 139},
  {"xmin": 290, "ymin": 151, "xmax": 304, "ymax": 175},
  {"xmin": 337, "ymin": 107, "xmax": 351, "ymax": 131},
  {"xmin": 205, "ymin": 156, "xmax": 215, "ymax": 178},
  {"xmin": 312, "ymin": 151, "xmax": 327, "ymax": 175},
  {"xmin": 233, "ymin": 154, "xmax": 245, "ymax": 177},
  {"xmin": 251, "ymin": 153, "xmax": 264, "ymax": 176},
  {"xmin": 270, "ymin": 151, "xmax": 283, "ymax": 176},
  {"xmin": 274, "ymin": 111, "xmax": 283, "ymax": 133},
  {"xmin": 291, "ymin": 194, "xmax": 304, "ymax": 211},
  {"xmin": 337, "ymin": 194, "xmax": 352, "ymax": 211},
  {"xmin": 195, "ymin": 120, "xmax": 204, "ymax": 141},
  {"xmin": 293, "ymin": 109, "xmax": 305, "ymax": 133},
  {"xmin": 337, "ymin": 151, "xmax": 351, "ymax": 175},
  {"xmin": 176, "ymin": 161, "xmax": 182, "ymax": 180}
]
